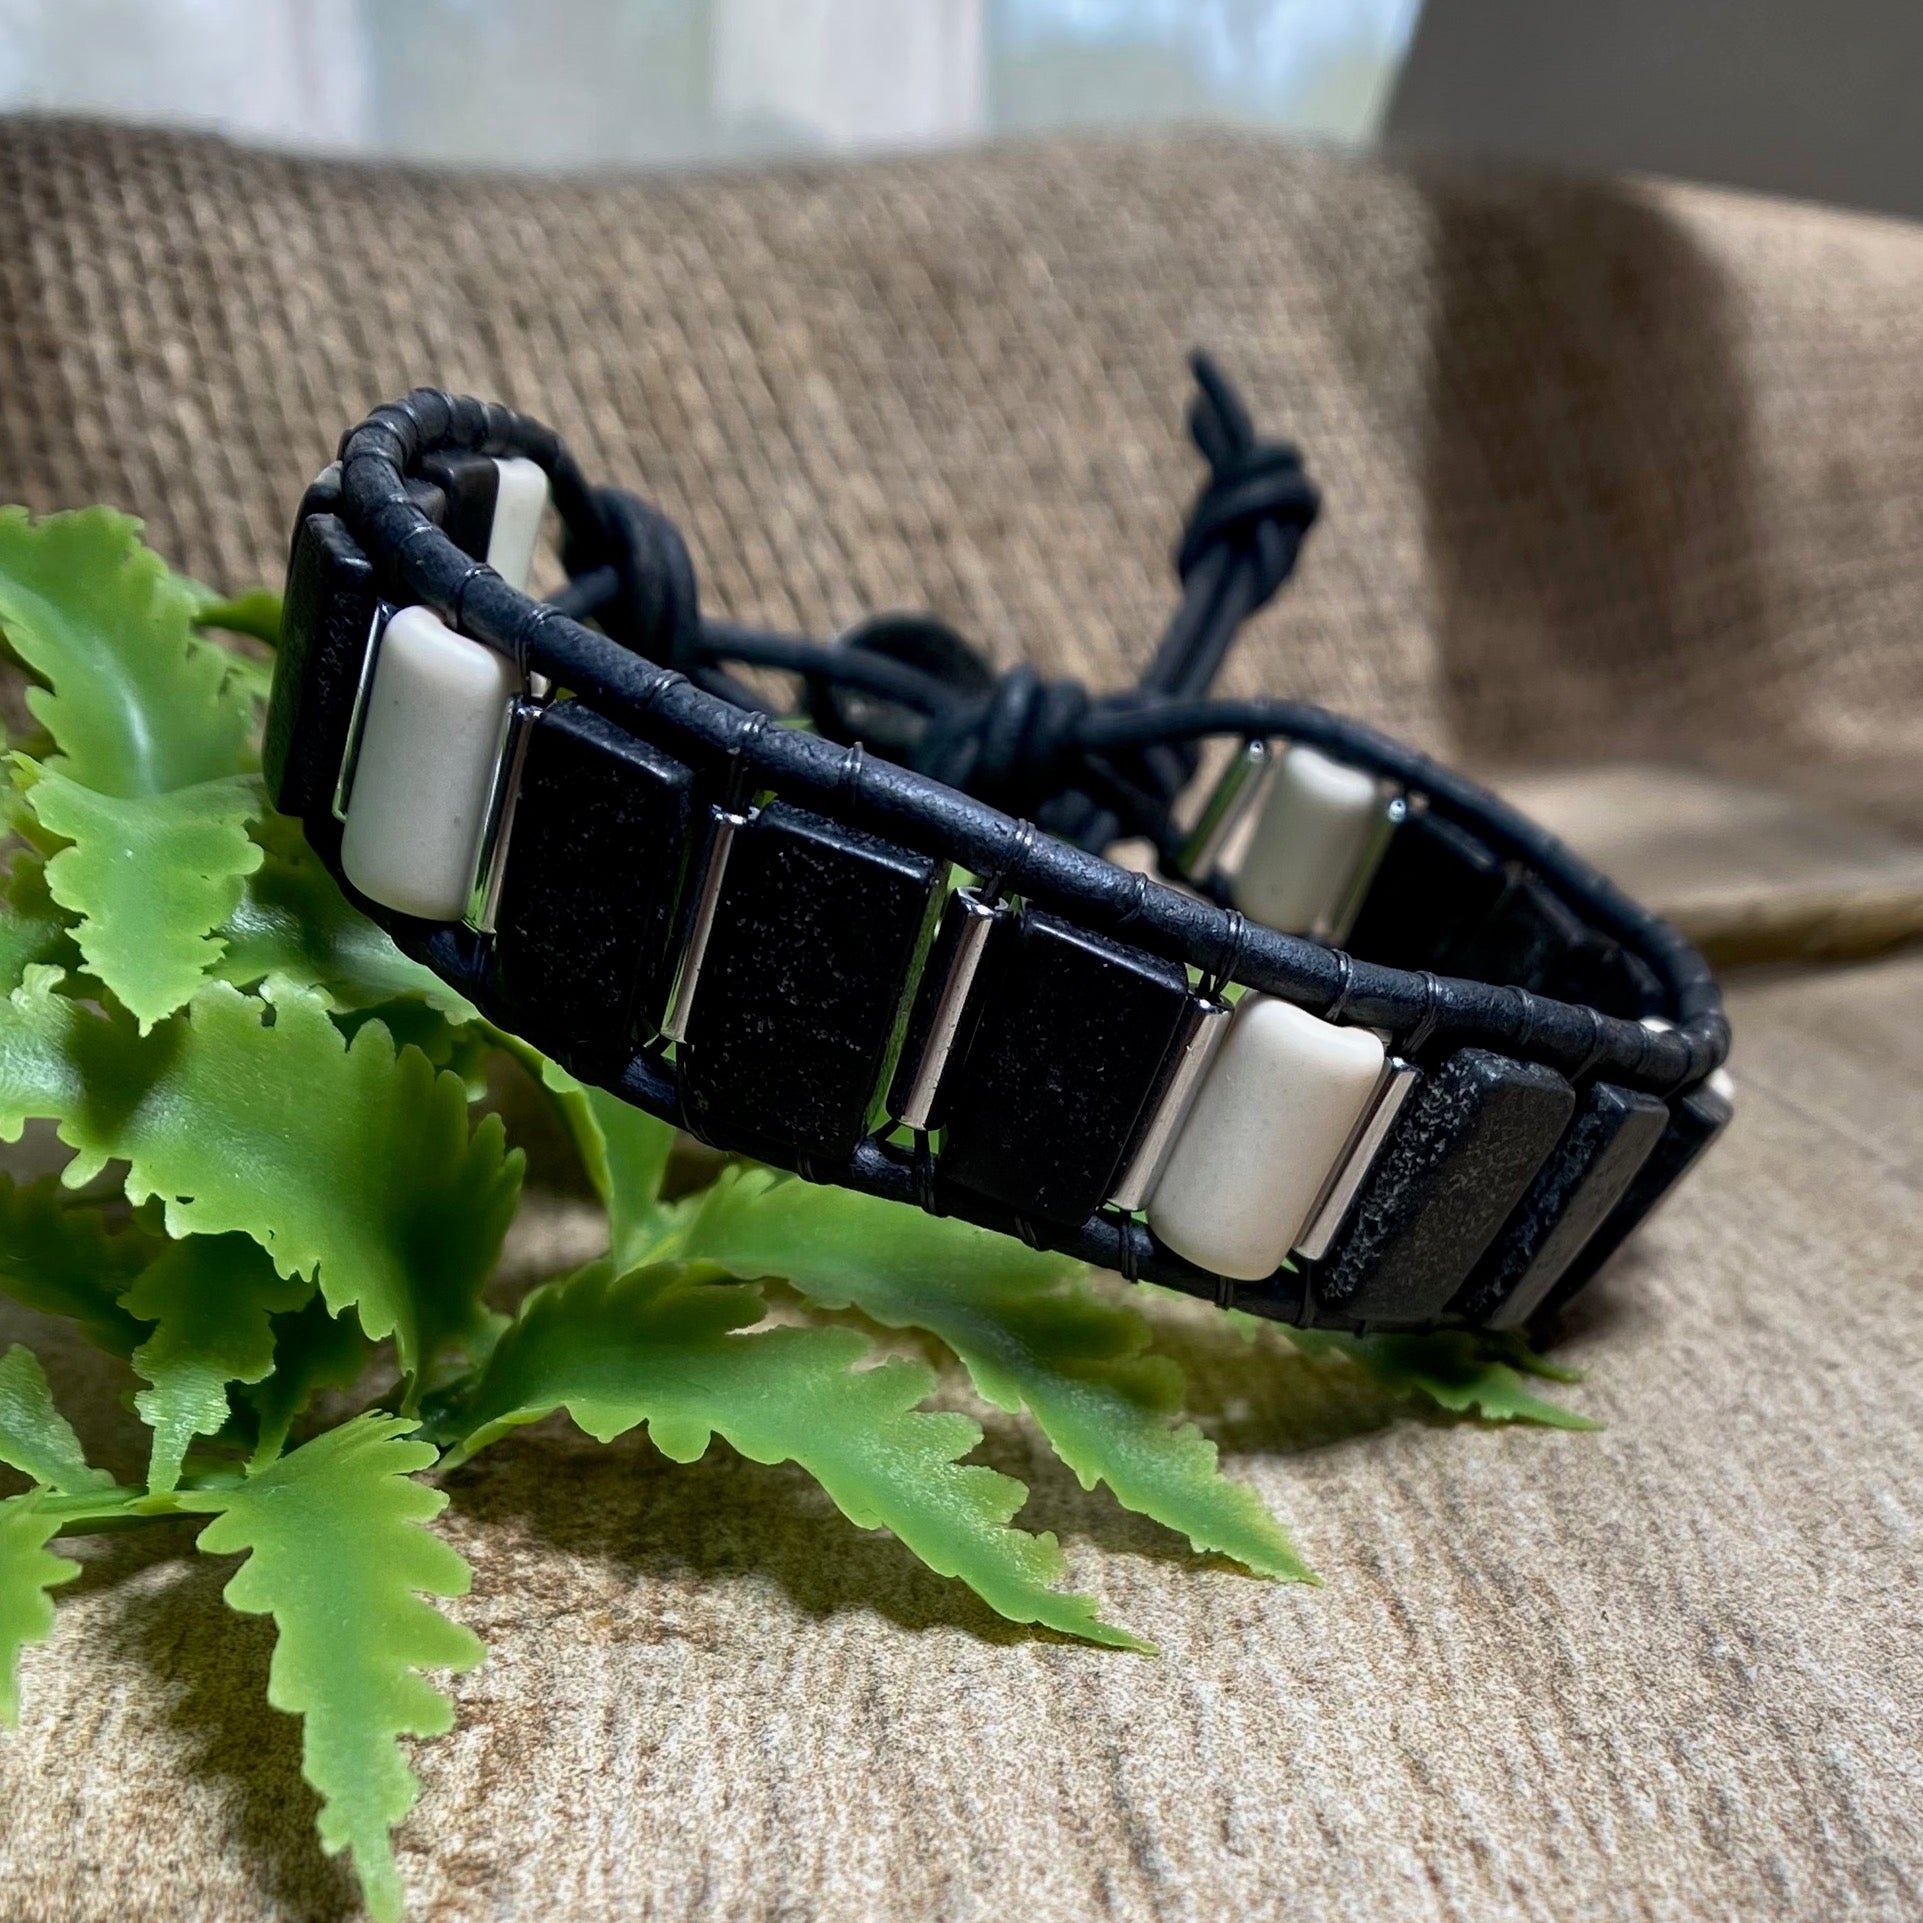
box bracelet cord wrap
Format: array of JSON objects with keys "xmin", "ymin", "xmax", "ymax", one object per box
[{"xmin": 276, "ymin": 357, "xmax": 1731, "ymax": 1334}]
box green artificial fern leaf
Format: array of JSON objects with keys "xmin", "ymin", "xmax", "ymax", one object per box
[
  {"xmin": 1491, "ymin": 1334, "xmax": 1588, "ymax": 1384},
  {"xmin": 0, "ymin": 1494, "xmax": 79, "ymax": 1724},
  {"xmin": 204, "ymin": 649, "xmax": 274, "ymax": 707},
  {"xmin": 242, "ymin": 1292, "xmax": 371, "ymax": 1470},
  {"xmin": 0, "ymin": 1344, "xmax": 111, "ymax": 1492},
  {"xmin": 538, "ymin": 1058, "xmax": 678, "ymax": 1269},
  {"xmin": 188, "ymin": 1415, "xmax": 483, "ymax": 1923},
  {"xmin": 0, "ymin": 509, "xmax": 268, "ymax": 1027},
  {"xmin": 1294, "ymin": 1330, "xmax": 1597, "ymax": 1430},
  {"xmin": 120, "ymin": 1234, "xmax": 313, "ymax": 1492},
  {"xmin": 217, "ymin": 812, "xmax": 477, "ymax": 1021},
  {"xmin": 0, "ymin": 1172, "xmax": 157, "ymax": 1356},
  {"xmin": 445, "ymin": 1261, "xmax": 1143, "ymax": 1650},
  {"xmin": 186, "ymin": 592, "xmax": 277, "ymax": 705},
  {"xmin": 21, "ymin": 761, "xmax": 265, "ymax": 1029},
  {"xmin": 0, "ymin": 855, "xmax": 83, "ymax": 988},
  {"xmin": 680, "ymin": 1171, "xmax": 1308, "ymax": 1581},
  {"xmin": 0, "ymin": 969, "xmax": 520, "ymax": 1392},
  {"xmin": 0, "ymin": 507, "xmax": 254, "ymax": 795},
  {"xmin": 345, "ymin": 1001, "xmax": 494, "ymax": 1098},
  {"xmin": 193, "ymin": 587, "xmax": 283, "ymax": 649}
]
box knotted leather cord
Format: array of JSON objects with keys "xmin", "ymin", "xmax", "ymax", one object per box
[
  {"xmin": 554, "ymin": 352, "xmax": 1319, "ymax": 862},
  {"xmin": 334, "ymin": 372, "xmax": 1730, "ymax": 1106}
]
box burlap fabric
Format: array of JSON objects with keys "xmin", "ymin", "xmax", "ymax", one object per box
[
  {"xmin": 0, "ymin": 119, "xmax": 1920, "ymax": 811},
  {"xmin": 0, "ymin": 119, "xmax": 1917, "ymax": 1921}
]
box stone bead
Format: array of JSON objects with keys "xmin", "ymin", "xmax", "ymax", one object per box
[
  {"xmin": 677, "ymin": 802, "xmax": 943, "ymax": 1166},
  {"xmin": 937, "ymin": 911, "xmax": 1193, "ymax": 1229},
  {"xmin": 265, "ymin": 510, "xmax": 377, "ymax": 842},
  {"xmin": 1147, "ymin": 994, "xmax": 1386, "ymax": 1282},
  {"xmin": 339, "ymin": 606, "xmax": 518, "ymax": 921},
  {"xmin": 1346, "ymin": 804, "xmax": 1508, "ymax": 972},
  {"xmin": 486, "ymin": 456, "xmax": 548, "ymax": 592},
  {"xmin": 418, "ymin": 452, "xmax": 498, "ymax": 559},
  {"xmin": 489, "ymin": 700, "xmax": 696, "ymax": 1069},
  {"xmin": 1316, "ymin": 1048, "xmax": 1576, "ymax": 1325},
  {"xmin": 1234, "ymin": 743, "xmax": 1385, "ymax": 937},
  {"xmin": 1534, "ymin": 1076, "xmax": 1734, "ymax": 1320},
  {"xmin": 1453, "ymin": 1080, "xmax": 1670, "ymax": 1329}
]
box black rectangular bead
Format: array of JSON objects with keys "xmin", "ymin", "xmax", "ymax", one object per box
[
  {"xmin": 290, "ymin": 465, "xmax": 445, "ymax": 550},
  {"xmin": 1439, "ymin": 870, "xmax": 1570, "ymax": 989},
  {"xmin": 291, "ymin": 465, "xmax": 344, "ymax": 542},
  {"xmin": 678, "ymin": 802, "xmax": 942, "ymax": 1165},
  {"xmin": 1542, "ymin": 929, "xmax": 1662, "ymax": 1022},
  {"xmin": 1443, "ymin": 872, "xmax": 1652, "ymax": 1017},
  {"xmin": 1534, "ymin": 1079, "xmax": 1734, "ymax": 1321},
  {"xmin": 266, "ymin": 512, "xmax": 379, "ymax": 848},
  {"xmin": 1345, "ymin": 807, "xmax": 1509, "ymax": 973},
  {"xmin": 418, "ymin": 453, "xmax": 500, "ymax": 562},
  {"xmin": 1451, "ymin": 1081, "xmax": 1670, "ymax": 1329},
  {"xmin": 488, "ymin": 700, "xmax": 695, "ymax": 1072},
  {"xmin": 1315, "ymin": 1047, "xmax": 1576, "ymax": 1326},
  {"xmin": 937, "ymin": 910, "xmax": 1191, "ymax": 1229},
  {"xmin": 1350, "ymin": 810, "xmax": 1657, "ymax": 1020}
]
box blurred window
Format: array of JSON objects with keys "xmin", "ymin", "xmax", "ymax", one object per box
[
  {"xmin": 0, "ymin": 0, "xmax": 1422, "ymax": 163},
  {"xmin": 992, "ymin": 0, "xmax": 1423, "ymax": 143}
]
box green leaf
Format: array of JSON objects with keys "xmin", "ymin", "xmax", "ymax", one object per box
[
  {"xmin": 340, "ymin": 1001, "xmax": 493, "ymax": 1100},
  {"xmin": 538, "ymin": 1058, "xmax": 678, "ymax": 1268},
  {"xmin": 0, "ymin": 855, "xmax": 83, "ymax": 989},
  {"xmin": 0, "ymin": 966, "xmax": 96, "ymax": 1137},
  {"xmin": 194, "ymin": 587, "xmax": 282, "ymax": 649},
  {"xmin": 188, "ymin": 1415, "xmax": 482, "ymax": 1923},
  {"xmin": 216, "ymin": 812, "xmax": 477, "ymax": 1022},
  {"xmin": 0, "ymin": 1493, "xmax": 79, "ymax": 1723},
  {"xmin": 445, "ymin": 1261, "xmax": 1143, "ymax": 1649},
  {"xmin": 0, "ymin": 1172, "xmax": 157, "ymax": 1356},
  {"xmin": 1295, "ymin": 1330, "xmax": 1599, "ymax": 1430},
  {"xmin": 0, "ymin": 1345, "xmax": 111, "ymax": 1492},
  {"xmin": 0, "ymin": 970, "xmax": 520, "ymax": 1393},
  {"xmin": 22, "ymin": 762, "xmax": 265, "ymax": 1030},
  {"xmin": 1492, "ymin": 1334, "xmax": 1588, "ymax": 1384},
  {"xmin": 242, "ymin": 1292, "xmax": 370, "ymax": 1470},
  {"xmin": 0, "ymin": 507, "xmax": 255, "ymax": 796},
  {"xmin": 120, "ymin": 1234, "xmax": 313, "ymax": 1493},
  {"xmin": 681, "ymin": 1171, "xmax": 1308, "ymax": 1580}
]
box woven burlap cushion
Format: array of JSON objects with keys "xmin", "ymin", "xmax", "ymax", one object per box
[
  {"xmin": 1, "ymin": 119, "xmax": 1920, "ymax": 812},
  {"xmin": 0, "ymin": 120, "xmax": 1917, "ymax": 1922}
]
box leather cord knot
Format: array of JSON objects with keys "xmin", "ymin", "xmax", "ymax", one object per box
[
  {"xmin": 914, "ymin": 664, "xmax": 1093, "ymax": 817},
  {"xmin": 1173, "ymin": 350, "xmax": 1319, "ymax": 618},
  {"xmin": 563, "ymin": 483, "xmax": 701, "ymax": 672},
  {"xmin": 550, "ymin": 354, "xmax": 1318, "ymax": 854}
]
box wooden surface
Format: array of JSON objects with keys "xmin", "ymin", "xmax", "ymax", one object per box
[{"xmin": 2, "ymin": 950, "xmax": 1919, "ymax": 1921}]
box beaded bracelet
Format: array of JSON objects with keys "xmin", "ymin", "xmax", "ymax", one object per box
[{"xmin": 265, "ymin": 356, "xmax": 1732, "ymax": 1333}]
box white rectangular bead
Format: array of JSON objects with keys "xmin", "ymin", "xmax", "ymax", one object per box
[
  {"xmin": 1234, "ymin": 743, "xmax": 1388, "ymax": 938},
  {"xmin": 1147, "ymin": 994, "xmax": 1386, "ymax": 1281},
  {"xmin": 340, "ymin": 606, "xmax": 519, "ymax": 921},
  {"xmin": 485, "ymin": 456, "xmax": 549, "ymax": 593}
]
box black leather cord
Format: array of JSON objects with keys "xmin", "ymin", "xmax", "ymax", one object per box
[
  {"xmin": 332, "ymin": 374, "xmax": 1729, "ymax": 1101},
  {"xmin": 1161, "ymin": 352, "xmax": 1321, "ymax": 687},
  {"xmin": 544, "ymin": 352, "xmax": 1320, "ymax": 849}
]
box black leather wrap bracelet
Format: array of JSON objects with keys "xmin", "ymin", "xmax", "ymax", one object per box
[{"xmin": 266, "ymin": 356, "xmax": 1732, "ymax": 1335}]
